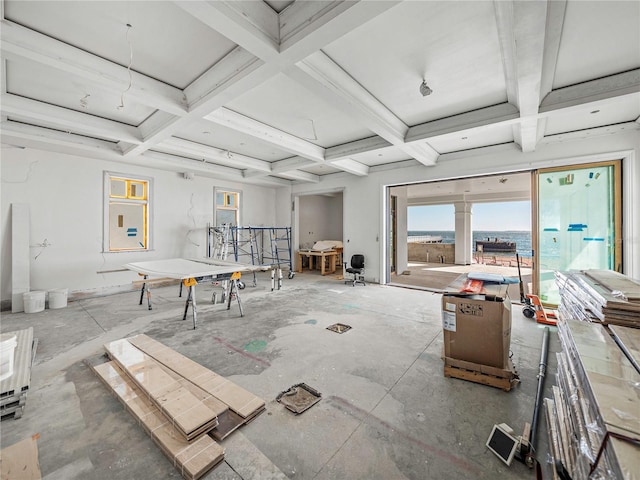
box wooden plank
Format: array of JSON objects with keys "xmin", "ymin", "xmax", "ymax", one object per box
[
  {"xmin": 543, "ymin": 398, "xmax": 561, "ymax": 480},
  {"xmin": 92, "ymin": 362, "xmax": 224, "ymax": 480},
  {"xmin": 11, "ymin": 203, "xmax": 30, "ymax": 313},
  {"xmin": 0, "ymin": 434, "xmax": 42, "ymax": 479},
  {"xmin": 1, "ymin": 327, "xmax": 34, "ymax": 398},
  {"xmin": 104, "ymin": 339, "xmax": 219, "ymax": 441},
  {"xmin": 128, "ymin": 335, "xmax": 265, "ymax": 419},
  {"xmin": 584, "ymin": 269, "xmax": 640, "ymax": 302},
  {"xmin": 443, "ymin": 358, "xmax": 518, "ymax": 392},
  {"xmin": 443, "ymin": 356, "xmax": 518, "ymax": 379},
  {"xmin": 608, "ymin": 437, "xmax": 640, "ymax": 480},
  {"xmin": 609, "ymin": 325, "xmax": 640, "ymax": 373}
]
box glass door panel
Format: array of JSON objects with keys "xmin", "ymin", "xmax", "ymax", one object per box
[{"xmin": 536, "ymin": 161, "xmax": 621, "ymax": 305}]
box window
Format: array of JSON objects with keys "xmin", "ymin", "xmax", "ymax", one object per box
[
  {"xmin": 215, "ymin": 189, "xmax": 240, "ymax": 226},
  {"xmin": 104, "ymin": 172, "xmax": 151, "ymax": 252}
]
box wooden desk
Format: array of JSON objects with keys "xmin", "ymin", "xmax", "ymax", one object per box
[{"xmin": 297, "ymin": 250, "xmax": 337, "ymax": 275}]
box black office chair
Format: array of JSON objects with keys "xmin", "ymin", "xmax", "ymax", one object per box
[{"xmin": 344, "ymin": 254, "xmax": 365, "ymax": 286}]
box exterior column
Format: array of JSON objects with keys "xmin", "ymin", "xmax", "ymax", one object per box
[{"xmin": 454, "ymin": 201, "xmax": 473, "ymax": 265}]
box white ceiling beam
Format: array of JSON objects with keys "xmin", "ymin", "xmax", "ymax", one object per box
[
  {"xmin": 539, "ymin": 0, "xmax": 567, "ymax": 99},
  {"xmin": 0, "ymin": 19, "xmax": 188, "ymax": 116},
  {"xmin": 122, "ymin": 48, "xmax": 264, "ymax": 157},
  {"xmin": 540, "ymin": 69, "xmax": 640, "ymax": 112},
  {"xmin": 173, "ymin": 1, "xmax": 279, "ymax": 61},
  {"xmin": 329, "ymin": 158, "xmax": 369, "ymax": 176},
  {"xmin": 271, "ymin": 156, "xmax": 318, "ymax": 173},
  {"xmin": 142, "ymin": 150, "xmax": 245, "ymax": 181},
  {"xmin": 406, "ymin": 103, "xmax": 520, "ymax": 143},
  {"xmin": 267, "ymin": 169, "xmax": 320, "ymax": 183},
  {"xmin": 290, "ymin": 51, "xmax": 438, "ymax": 166},
  {"xmin": 1, "ymin": 120, "xmax": 121, "ymax": 154},
  {"xmin": 157, "ymin": 137, "xmax": 273, "ymax": 173},
  {"xmin": 541, "ymin": 121, "xmax": 640, "ymax": 144},
  {"xmin": 203, "ymin": 107, "xmax": 375, "ymax": 178},
  {"xmin": 240, "ymin": 167, "xmax": 315, "ymax": 184},
  {"xmin": 1, "ymin": 93, "xmax": 142, "ymax": 144},
  {"xmin": 143, "ymin": 151, "xmax": 291, "ymax": 187},
  {"xmin": 184, "ymin": 47, "xmax": 264, "ymax": 111},
  {"xmin": 279, "ymin": 1, "xmax": 401, "ymax": 58},
  {"xmin": 325, "ymin": 136, "xmax": 392, "ymax": 161},
  {"xmin": 204, "ymin": 107, "xmax": 325, "ymax": 161},
  {"xmin": 493, "ymin": 0, "xmax": 549, "ymax": 152}
]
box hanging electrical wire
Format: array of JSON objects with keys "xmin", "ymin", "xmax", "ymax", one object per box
[{"xmin": 118, "ymin": 23, "xmax": 133, "ymax": 110}]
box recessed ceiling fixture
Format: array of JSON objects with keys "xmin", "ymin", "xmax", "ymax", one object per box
[{"xmin": 419, "ymin": 79, "xmax": 433, "ymax": 97}]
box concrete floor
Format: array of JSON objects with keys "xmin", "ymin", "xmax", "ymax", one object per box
[{"xmin": 1, "ymin": 271, "xmax": 559, "ymax": 479}]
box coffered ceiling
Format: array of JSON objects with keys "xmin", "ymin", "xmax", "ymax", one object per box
[{"xmin": 1, "ymin": 1, "xmax": 639, "ymax": 186}]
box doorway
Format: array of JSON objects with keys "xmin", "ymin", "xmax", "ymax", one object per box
[{"xmin": 386, "ymin": 173, "xmax": 532, "ymax": 296}]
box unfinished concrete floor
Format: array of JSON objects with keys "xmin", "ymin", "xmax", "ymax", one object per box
[{"xmin": 1, "ymin": 271, "xmax": 559, "ymax": 479}]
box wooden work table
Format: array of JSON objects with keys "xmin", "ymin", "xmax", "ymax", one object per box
[{"xmin": 296, "ymin": 250, "xmax": 337, "ymax": 275}]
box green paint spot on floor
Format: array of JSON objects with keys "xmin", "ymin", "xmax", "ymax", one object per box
[
  {"xmin": 304, "ymin": 319, "xmax": 317, "ymax": 325},
  {"xmin": 342, "ymin": 304, "xmax": 359, "ymax": 309},
  {"xmin": 244, "ymin": 340, "xmax": 267, "ymax": 352}
]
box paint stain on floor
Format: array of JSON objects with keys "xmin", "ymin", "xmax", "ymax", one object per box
[
  {"xmin": 304, "ymin": 319, "xmax": 317, "ymax": 325},
  {"xmin": 243, "ymin": 340, "xmax": 267, "ymax": 352}
]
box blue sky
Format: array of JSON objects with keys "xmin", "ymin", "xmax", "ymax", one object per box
[{"xmin": 408, "ymin": 202, "xmax": 531, "ymax": 231}]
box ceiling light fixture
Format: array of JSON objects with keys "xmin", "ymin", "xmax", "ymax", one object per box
[{"xmin": 419, "ymin": 79, "xmax": 433, "ymax": 97}]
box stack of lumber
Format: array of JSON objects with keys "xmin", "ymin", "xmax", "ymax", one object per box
[
  {"xmin": 544, "ymin": 319, "xmax": 639, "ymax": 480},
  {"xmin": 94, "ymin": 335, "xmax": 265, "ymax": 479},
  {"xmin": 555, "ymin": 269, "xmax": 640, "ymax": 327},
  {"xmin": 1, "ymin": 327, "xmax": 37, "ymax": 420}
]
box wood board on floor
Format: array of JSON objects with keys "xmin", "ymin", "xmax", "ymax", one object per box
[
  {"xmin": 0, "ymin": 434, "xmax": 42, "ymax": 479},
  {"xmin": 92, "ymin": 361, "xmax": 224, "ymax": 480},
  {"xmin": 443, "ymin": 356, "xmax": 519, "ymax": 391},
  {"xmin": 127, "ymin": 334, "xmax": 265, "ymax": 419},
  {"xmin": 608, "ymin": 324, "xmax": 640, "ymax": 373},
  {"xmin": 104, "ymin": 339, "xmax": 219, "ymax": 441}
]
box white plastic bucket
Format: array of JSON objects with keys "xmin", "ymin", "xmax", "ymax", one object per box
[
  {"xmin": 0, "ymin": 334, "xmax": 17, "ymax": 381},
  {"xmin": 48, "ymin": 288, "xmax": 68, "ymax": 309},
  {"xmin": 23, "ymin": 291, "xmax": 45, "ymax": 313}
]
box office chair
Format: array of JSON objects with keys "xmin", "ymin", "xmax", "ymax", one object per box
[{"xmin": 344, "ymin": 254, "xmax": 365, "ymax": 286}]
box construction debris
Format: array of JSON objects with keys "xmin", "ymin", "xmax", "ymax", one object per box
[
  {"xmin": 1, "ymin": 327, "xmax": 37, "ymax": 420},
  {"xmin": 555, "ymin": 269, "xmax": 640, "ymax": 328},
  {"xmin": 93, "ymin": 335, "xmax": 265, "ymax": 479},
  {"xmin": 545, "ymin": 319, "xmax": 640, "ymax": 479},
  {"xmin": 276, "ymin": 383, "xmax": 322, "ymax": 414}
]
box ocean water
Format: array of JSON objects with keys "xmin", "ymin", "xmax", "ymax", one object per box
[{"xmin": 408, "ymin": 230, "xmax": 532, "ymax": 257}]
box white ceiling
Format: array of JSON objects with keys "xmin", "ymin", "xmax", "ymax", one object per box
[{"xmin": 1, "ymin": 0, "xmax": 639, "ymax": 188}]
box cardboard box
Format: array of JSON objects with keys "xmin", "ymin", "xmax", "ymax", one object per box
[{"xmin": 442, "ymin": 291, "xmax": 511, "ymax": 369}]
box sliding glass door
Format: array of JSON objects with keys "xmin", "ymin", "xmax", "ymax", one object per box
[{"xmin": 534, "ymin": 161, "xmax": 622, "ymax": 306}]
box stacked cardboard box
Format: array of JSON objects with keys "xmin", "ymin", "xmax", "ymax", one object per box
[{"xmin": 441, "ymin": 275, "xmax": 518, "ymax": 391}]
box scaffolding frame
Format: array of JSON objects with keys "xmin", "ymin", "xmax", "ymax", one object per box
[{"xmin": 206, "ymin": 225, "xmax": 294, "ymax": 290}]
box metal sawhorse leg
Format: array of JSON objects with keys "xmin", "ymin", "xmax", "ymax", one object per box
[{"xmin": 138, "ymin": 274, "xmax": 152, "ymax": 310}]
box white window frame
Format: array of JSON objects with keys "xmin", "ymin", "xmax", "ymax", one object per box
[
  {"xmin": 103, "ymin": 172, "xmax": 153, "ymax": 252},
  {"xmin": 214, "ymin": 187, "xmax": 241, "ymax": 226}
]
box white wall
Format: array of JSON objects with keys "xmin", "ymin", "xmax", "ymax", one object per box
[
  {"xmin": 292, "ymin": 130, "xmax": 640, "ymax": 283},
  {"xmin": 0, "ymin": 148, "xmax": 279, "ymax": 302},
  {"xmin": 298, "ymin": 194, "xmax": 343, "ymax": 248}
]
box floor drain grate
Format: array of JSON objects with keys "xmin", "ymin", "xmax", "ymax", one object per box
[
  {"xmin": 326, "ymin": 323, "xmax": 351, "ymax": 334},
  {"xmin": 276, "ymin": 383, "xmax": 322, "ymax": 414}
]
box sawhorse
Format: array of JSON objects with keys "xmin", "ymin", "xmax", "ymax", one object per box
[{"xmin": 181, "ymin": 271, "xmax": 244, "ymax": 329}]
